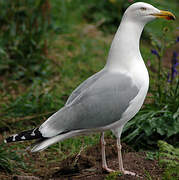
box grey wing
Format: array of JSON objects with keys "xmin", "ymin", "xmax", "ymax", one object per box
[
  {"xmin": 66, "ymin": 69, "xmax": 106, "ymax": 105},
  {"xmin": 39, "ymin": 71, "xmax": 139, "ymax": 137}
]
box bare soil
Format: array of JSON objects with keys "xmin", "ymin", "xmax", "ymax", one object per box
[
  {"xmin": 0, "ymin": 138, "xmax": 163, "ymax": 180},
  {"xmin": 50, "ymin": 139, "xmax": 162, "ymax": 180},
  {"xmin": 35, "ymin": 138, "xmax": 162, "ymax": 180}
]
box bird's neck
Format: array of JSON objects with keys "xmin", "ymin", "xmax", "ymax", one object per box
[{"xmin": 105, "ymin": 19, "xmax": 145, "ymax": 71}]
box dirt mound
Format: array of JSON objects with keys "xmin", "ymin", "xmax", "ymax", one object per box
[{"xmin": 51, "ymin": 138, "xmax": 163, "ymax": 180}]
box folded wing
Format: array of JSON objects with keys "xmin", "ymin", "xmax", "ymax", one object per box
[{"xmin": 39, "ymin": 70, "xmax": 139, "ymax": 137}]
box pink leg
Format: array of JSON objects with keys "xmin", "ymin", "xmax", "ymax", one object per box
[
  {"xmin": 100, "ymin": 132, "xmax": 115, "ymax": 173},
  {"xmin": 116, "ymin": 138, "xmax": 136, "ymax": 176}
]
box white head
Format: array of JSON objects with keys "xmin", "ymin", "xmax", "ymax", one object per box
[
  {"xmin": 106, "ymin": 2, "xmax": 175, "ymax": 70},
  {"xmin": 123, "ymin": 2, "xmax": 175, "ymax": 25}
]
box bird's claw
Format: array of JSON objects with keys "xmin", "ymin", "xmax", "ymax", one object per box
[{"xmin": 102, "ymin": 166, "xmax": 115, "ymax": 173}]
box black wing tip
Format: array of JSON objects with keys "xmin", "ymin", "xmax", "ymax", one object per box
[{"xmin": 4, "ymin": 128, "xmax": 44, "ymax": 143}]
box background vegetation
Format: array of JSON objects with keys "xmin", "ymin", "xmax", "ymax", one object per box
[{"xmin": 0, "ymin": 0, "xmax": 178, "ymax": 178}]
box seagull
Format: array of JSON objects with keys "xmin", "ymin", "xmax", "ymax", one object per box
[{"xmin": 4, "ymin": 2, "xmax": 175, "ymax": 176}]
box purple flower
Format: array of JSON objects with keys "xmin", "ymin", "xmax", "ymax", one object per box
[
  {"xmin": 172, "ymin": 52, "xmax": 178, "ymax": 65},
  {"xmin": 168, "ymin": 52, "xmax": 178, "ymax": 83},
  {"xmin": 151, "ymin": 49, "xmax": 158, "ymax": 55},
  {"xmin": 151, "ymin": 49, "xmax": 160, "ymax": 59},
  {"xmin": 171, "ymin": 51, "xmax": 178, "ymax": 80},
  {"xmin": 176, "ymin": 37, "xmax": 179, "ymax": 43}
]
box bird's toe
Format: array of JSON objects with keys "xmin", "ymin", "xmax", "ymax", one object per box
[{"xmin": 102, "ymin": 166, "xmax": 115, "ymax": 173}]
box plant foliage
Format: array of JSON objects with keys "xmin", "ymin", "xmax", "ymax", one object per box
[
  {"xmin": 158, "ymin": 141, "xmax": 179, "ymax": 180},
  {"xmin": 0, "ymin": 0, "xmax": 52, "ymax": 81},
  {"xmin": 0, "ymin": 143, "xmax": 27, "ymax": 173}
]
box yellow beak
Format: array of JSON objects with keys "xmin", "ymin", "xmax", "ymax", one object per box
[{"xmin": 152, "ymin": 10, "xmax": 176, "ymax": 20}]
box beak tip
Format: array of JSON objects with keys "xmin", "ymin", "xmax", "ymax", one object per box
[
  {"xmin": 153, "ymin": 10, "xmax": 176, "ymax": 21},
  {"xmin": 171, "ymin": 16, "xmax": 176, "ymax": 20},
  {"xmin": 166, "ymin": 16, "xmax": 176, "ymax": 21},
  {"xmin": 160, "ymin": 10, "xmax": 176, "ymax": 21},
  {"xmin": 167, "ymin": 13, "xmax": 176, "ymax": 20}
]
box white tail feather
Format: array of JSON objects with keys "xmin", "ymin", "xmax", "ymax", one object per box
[{"xmin": 31, "ymin": 130, "xmax": 84, "ymax": 152}]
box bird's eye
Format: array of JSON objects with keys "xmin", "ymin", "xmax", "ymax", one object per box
[{"xmin": 140, "ymin": 7, "xmax": 147, "ymax": 11}]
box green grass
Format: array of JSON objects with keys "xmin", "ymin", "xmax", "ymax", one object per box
[
  {"xmin": 0, "ymin": 142, "xmax": 29, "ymax": 173},
  {"xmin": 158, "ymin": 141, "xmax": 179, "ymax": 180},
  {"xmin": 105, "ymin": 171, "xmax": 122, "ymax": 180}
]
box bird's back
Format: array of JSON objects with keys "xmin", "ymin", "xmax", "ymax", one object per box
[{"xmin": 39, "ymin": 69, "xmax": 140, "ymax": 137}]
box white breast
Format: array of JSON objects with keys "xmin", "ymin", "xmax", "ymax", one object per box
[{"xmin": 102, "ymin": 57, "xmax": 149, "ymax": 131}]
